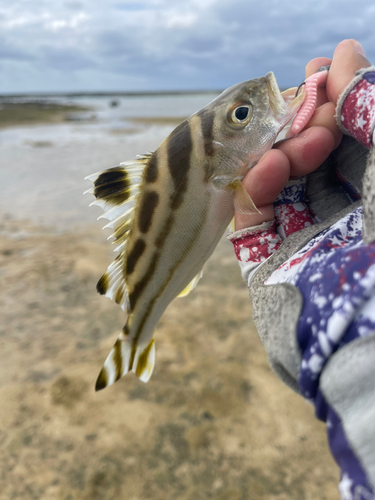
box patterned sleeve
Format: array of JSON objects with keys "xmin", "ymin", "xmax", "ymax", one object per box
[
  {"xmin": 228, "ymin": 220, "xmax": 282, "ymax": 284},
  {"xmin": 229, "ymin": 178, "xmax": 315, "ymax": 285},
  {"xmin": 336, "ymin": 66, "xmax": 375, "ymax": 149},
  {"xmin": 264, "ymin": 67, "xmax": 375, "ymax": 500}
]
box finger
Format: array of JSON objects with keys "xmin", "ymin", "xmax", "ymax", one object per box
[
  {"xmin": 235, "ymin": 149, "xmax": 290, "ymax": 230},
  {"xmin": 274, "ymin": 126, "xmax": 335, "ymax": 178},
  {"xmin": 327, "ymin": 39, "xmax": 371, "ymax": 104},
  {"xmin": 305, "ymin": 56, "xmax": 332, "ymax": 108},
  {"xmin": 305, "ymin": 57, "xmax": 332, "ymax": 78},
  {"xmin": 303, "ymin": 101, "xmax": 342, "ymax": 149}
]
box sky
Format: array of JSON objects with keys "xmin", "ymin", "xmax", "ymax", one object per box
[{"xmin": 0, "ymin": 0, "xmax": 374, "ymax": 94}]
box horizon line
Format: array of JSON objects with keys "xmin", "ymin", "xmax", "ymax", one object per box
[{"xmin": 0, "ymin": 89, "xmax": 225, "ymax": 98}]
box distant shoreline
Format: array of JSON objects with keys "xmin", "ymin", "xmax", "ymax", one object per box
[
  {"xmin": 0, "ymin": 101, "xmax": 90, "ymax": 129},
  {"xmin": 0, "ymin": 89, "xmax": 223, "ymax": 99}
]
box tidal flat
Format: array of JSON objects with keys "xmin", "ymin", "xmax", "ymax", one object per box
[
  {"xmin": 0, "ymin": 100, "xmax": 91, "ymax": 129},
  {"xmin": 0, "ymin": 94, "xmax": 339, "ymax": 500}
]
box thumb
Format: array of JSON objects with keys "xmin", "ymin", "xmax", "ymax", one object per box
[{"xmin": 327, "ymin": 39, "xmax": 371, "ymax": 104}]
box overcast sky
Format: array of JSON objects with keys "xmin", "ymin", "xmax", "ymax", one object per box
[{"xmin": 0, "ymin": 0, "xmax": 374, "ymax": 94}]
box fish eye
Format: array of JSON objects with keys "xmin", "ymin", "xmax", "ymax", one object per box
[
  {"xmin": 228, "ymin": 104, "xmax": 253, "ymax": 126},
  {"xmin": 235, "ymin": 107, "xmax": 249, "ymax": 120}
]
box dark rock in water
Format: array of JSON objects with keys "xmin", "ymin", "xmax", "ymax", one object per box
[
  {"xmin": 64, "ymin": 113, "xmax": 96, "ymax": 122},
  {"xmin": 110, "ymin": 99, "xmax": 120, "ymax": 107}
]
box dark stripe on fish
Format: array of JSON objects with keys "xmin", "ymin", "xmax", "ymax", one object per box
[
  {"xmin": 114, "ymin": 220, "xmax": 130, "ymax": 242},
  {"xmin": 126, "ymin": 238, "xmax": 146, "ymax": 275},
  {"xmin": 198, "ymin": 109, "xmax": 214, "ymax": 157},
  {"xmin": 94, "ymin": 167, "xmax": 126, "ymax": 187},
  {"xmin": 155, "ymin": 214, "xmax": 174, "ymax": 249},
  {"xmin": 129, "ymin": 340, "xmax": 137, "ymax": 371},
  {"xmin": 115, "ymin": 287, "xmax": 124, "ymax": 305},
  {"xmin": 138, "ymin": 191, "xmax": 159, "ymax": 233},
  {"xmin": 126, "ymin": 122, "xmax": 197, "ymax": 327},
  {"xmin": 145, "ymin": 153, "xmax": 158, "ymax": 183},
  {"xmin": 94, "ymin": 168, "xmax": 131, "ymax": 204},
  {"xmin": 135, "ymin": 339, "xmax": 154, "ymax": 377},
  {"xmin": 133, "ymin": 205, "xmax": 208, "ymax": 343},
  {"xmin": 167, "ymin": 120, "xmax": 192, "ymax": 208},
  {"xmin": 95, "ymin": 367, "xmax": 108, "ymax": 391},
  {"xmin": 113, "ymin": 340, "xmax": 123, "ymax": 381},
  {"xmin": 97, "ymin": 273, "xmax": 109, "ymax": 295},
  {"xmin": 128, "ymin": 251, "xmax": 159, "ymax": 310}
]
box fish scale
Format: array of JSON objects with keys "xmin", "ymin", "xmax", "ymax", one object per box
[{"xmin": 86, "ymin": 72, "xmax": 306, "ymax": 391}]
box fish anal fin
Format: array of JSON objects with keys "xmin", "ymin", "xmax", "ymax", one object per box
[
  {"xmin": 134, "ymin": 339, "xmax": 155, "ymax": 383},
  {"xmin": 177, "ymin": 269, "xmax": 204, "ymax": 298},
  {"xmin": 96, "ymin": 258, "xmax": 129, "ymax": 312},
  {"xmin": 231, "ymin": 179, "xmax": 261, "ymax": 215}
]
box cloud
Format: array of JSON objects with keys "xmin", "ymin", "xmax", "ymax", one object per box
[{"xmin": 0, "ymin": 0, "xmax": 374, "ymax": 93}]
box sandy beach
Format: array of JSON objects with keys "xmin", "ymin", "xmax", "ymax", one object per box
[{"xmin": 0, "ymin": 99, "xmax": 339, "ymax": 499}]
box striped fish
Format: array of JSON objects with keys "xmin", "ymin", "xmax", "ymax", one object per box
[{"xmin": 86, "ymin": 72, "xmax": 305, "ymax": 391}]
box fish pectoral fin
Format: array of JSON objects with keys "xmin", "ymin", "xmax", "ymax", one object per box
[
  {"xmin": 177, "ymin": 269, "xmax": 204, "ymax": 298},
  {"xmin": 232, "ymin": 179, "xmax": 261, "ymax": 215},
  {"xmin": 133, "ymin": 338, "xmax": 155, "ymax": 383},
  {"xmin": 228, "ymin": 217, "xmax": 235, "ymax": 232}
]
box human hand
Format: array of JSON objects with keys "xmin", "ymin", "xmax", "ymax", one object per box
[{"xmin": 235, "ymin": 39, "xmax": 371, "ymax": 231}]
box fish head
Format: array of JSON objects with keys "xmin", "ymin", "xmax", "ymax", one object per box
[{"xmin": 207, "ymin": 72, "xmax": 305, "ymax": 174}]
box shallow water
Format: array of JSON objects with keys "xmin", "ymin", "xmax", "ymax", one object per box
[
  {"xmin": 0, "ymin": 93, "xmax": 291, "ymax": 231},
  {"xmin": 0, "ymin": 93, "xmax": 219, "ymax": 230}
]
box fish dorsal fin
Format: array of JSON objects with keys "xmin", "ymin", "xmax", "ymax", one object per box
[
  {"xmin": 85, "ymin": 154, "xmax": 152, "ymax": 312},
  {"xmin": 177, "ymin": 269, "xmax": 204, "ymax": 298},
  {"xmin": 231, "ymin": 179, "xmax": 261, "ymax": 215}
]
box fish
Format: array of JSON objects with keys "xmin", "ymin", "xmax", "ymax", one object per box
[{"xmin": 85, "ymin": 72, "xmax": 306, "ymax": 391}]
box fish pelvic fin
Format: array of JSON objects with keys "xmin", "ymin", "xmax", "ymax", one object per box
[
  {"xmin": 95, "ymin": 332, "xmax": 156, "ymax": 391},
  {"xmin": 177, "ymin": 269, "xmax": 204, "ymax": 298},
  {"xmin": 85, "ymin": 154, "xmax": 153, "ymax": 312},
  {"xmin": 231, "ymin": 179, "xmax": 261, "ymax": 215}
]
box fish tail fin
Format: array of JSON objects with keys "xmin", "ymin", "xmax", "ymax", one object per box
[
  {"xmin": 132, "ymin": 338, "xmax": 155, "ymax": 383},
  {"xmin": 95, "ymin": 330, "xmax": 155, "ymax": 391}
]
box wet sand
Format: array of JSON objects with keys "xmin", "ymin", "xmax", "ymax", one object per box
[
  {"xmin": 0, "ymin": 104, "xmax": 339, "ymax": 499},
  {"xmin": 0, "ymin": 101, "xmax": 90, "ymax": 130}
]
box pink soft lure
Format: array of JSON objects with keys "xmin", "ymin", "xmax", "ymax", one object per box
[{"xmin": 287, "ymin": 69, "xmax": 329, "ymax": 137}]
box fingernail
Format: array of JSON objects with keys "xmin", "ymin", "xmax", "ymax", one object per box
[{"xmin": 352, "ymin": 40, "xmax": 366, "ymax": 57}]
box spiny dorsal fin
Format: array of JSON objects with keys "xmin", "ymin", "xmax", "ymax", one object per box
[
  {"xmin": 95, "ymin": 335, "xmax": 155, "ymax": 391},
  {"xmin": 85, "ymin": 154, "xmax": 153, "ymax": 312},
  {"xmin": 177, "ymin": 269, "xmax": 203, "ymax": 298}
]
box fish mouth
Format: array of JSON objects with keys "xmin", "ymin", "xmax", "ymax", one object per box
[{"xmin": 265, "ymin": 72, "xmax": 306, "ymax": 127}]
